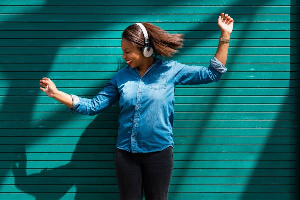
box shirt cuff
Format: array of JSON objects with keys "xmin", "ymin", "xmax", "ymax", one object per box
[
  {"xmin": 210, "ymin": 57, "xmax": 227, "ymax": 73},
  {"xmin": 69, "ymin": 94, "xmax": 80, "ymax": 113}
]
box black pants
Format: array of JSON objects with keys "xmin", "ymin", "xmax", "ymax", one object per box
[{"xmin": 115, "ymin": 146, "xmax": 174, "ymax": 200}]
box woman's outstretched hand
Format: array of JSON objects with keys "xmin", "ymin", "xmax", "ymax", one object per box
[
  {"xmin": 39, "ymin": 77, "xmax": 58, "ymax": 98},
  {"xmin": 218, "ymin": 13, "xmax": 234, "ymax": 35}
]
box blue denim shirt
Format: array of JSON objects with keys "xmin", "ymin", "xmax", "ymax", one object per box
[{"xmin": 70, "ymin": 57, "xmax": 227, "ymax": 153}]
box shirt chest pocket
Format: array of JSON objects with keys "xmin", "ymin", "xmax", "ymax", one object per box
[{"xmin": 148, "ymin": 73, "xmax": 168, "ymax": 90}]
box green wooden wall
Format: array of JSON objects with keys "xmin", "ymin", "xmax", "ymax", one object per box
[{"xmin": 0, "ymin": 0, "xmax": 299, "ymax": 199}]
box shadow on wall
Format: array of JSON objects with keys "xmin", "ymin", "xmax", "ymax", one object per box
[
  {"xmin": 240, "ymin": 1, "xmax": 300, "ymax": 200},
  {"xmin": 0, "ymin": 0, "xmax": 122, "ymax": 192},
  {"xmin": 2, "ymin": 0, "xmax": 295, "ymax": 200},
  {"xmin": 12, "ymin": 115, "xmax": 119, "ymax": 200},
  {"xmin": 168, "ymin": 0, "xmax": 294, "ymax": 200}
]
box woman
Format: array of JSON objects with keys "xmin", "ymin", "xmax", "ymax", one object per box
[{"xmin": 40, "ymin": 13, "xmax": 234, "ymax": 200}]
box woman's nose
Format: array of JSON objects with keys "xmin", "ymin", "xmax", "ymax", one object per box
[{"xmin": 122, "ymin": 54, "xmax": 126, "ymax": 59}]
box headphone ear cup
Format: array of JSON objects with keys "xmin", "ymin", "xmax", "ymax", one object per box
[{"xmin": 143, "ymin": 46, "xmax": 153, "ymax": 57}]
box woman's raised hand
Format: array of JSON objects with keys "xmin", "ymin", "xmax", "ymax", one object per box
[
  {"xmin": 218, "ymin": 13, "xmax": 234, "ymax": 35},
  {"xmin": 39, "ymin": 77, "xmax": 58, "ymax": 98}
]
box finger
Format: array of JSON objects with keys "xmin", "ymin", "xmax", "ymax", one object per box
[
  {"xmin": 40, "ymin": 87, "xmax": 46, "ymax": 92},
  {"xmin": 41, "ymin": 78, "xmax": 50, "ymax": 83},
  {"xmin": 226, "ymin": 16, "xmax": 231, "ymax": 24},
  {"xmin": 221, "ymin": 13, "xmax": 225, "ymax": 21},
  {"xmin": 40, "ymin": 80, "xmax": 48, "ymax": 84},
  {"xmin": 42, "ymin": 77, "xmax": 51, "ymax": 82},
  {"xmin": 218, "ymin": 15, "xmax": 222, "ymax": 21},
  {"xmin": 40, "ymin": 82, "xmax": 47, "ymax": 87}
]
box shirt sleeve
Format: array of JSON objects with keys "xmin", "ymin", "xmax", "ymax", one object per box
[
  {"xmin": 174, "ymin": 56, "xmax": 227, "ymax": 86},
  {"xmin": 69, "ymin": 77, "xmax": 120, "ymax": 116}
]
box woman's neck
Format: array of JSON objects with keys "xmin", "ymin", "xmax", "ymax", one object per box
[{"xmin": 138, "ymin": 56, "xmax": 155, "ymax": 76}]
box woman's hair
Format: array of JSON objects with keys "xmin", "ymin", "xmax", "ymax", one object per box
[{"xmin": 122, "ymin": 22, "xmax": 184, "ymax": 57}]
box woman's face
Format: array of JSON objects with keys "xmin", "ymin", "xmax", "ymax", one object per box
[{"xmin": 121, "ymin": 38, "xmax": 145, "ymax": 69}]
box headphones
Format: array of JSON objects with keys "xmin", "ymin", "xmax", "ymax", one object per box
[{"xmin": 136, "ymin": 23, "xmax": 153, "ymax": 57}]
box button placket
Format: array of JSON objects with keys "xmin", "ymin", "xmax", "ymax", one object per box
[
  {"xmin": 131, "ymin": 61, "xmax": 156, "ymax": 153},
  {"xmin": 131, "ymin": 78, "xmax": 142, "ymax": 153}
]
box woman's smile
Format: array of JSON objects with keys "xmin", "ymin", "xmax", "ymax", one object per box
[{"xmin": 126, "ymin": 60, "xmax": 133, "ymax": 66}]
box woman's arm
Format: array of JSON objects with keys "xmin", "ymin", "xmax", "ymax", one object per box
[
  {"xmin": 39, "ymin": 77, "xmax": 120, "ymax": 115},
  {"xmin": 214, "ymin": 13, "xmax": 234, "ymax": 66},
  {"xmin": 53, "ymin": 90, "xmax": 73, "ymax": 109}
]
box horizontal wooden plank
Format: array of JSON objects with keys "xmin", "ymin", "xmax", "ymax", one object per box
[
  {"xmin": 168, "ymin": 193, "xmax": 297, "ymax": 200},
  {"xmin": 0, "ymin": 104, "xmax": 297, "ymax": 112},
  {"xmin": 0, "ymin": 55, "xmax": 291, "ymax": 64},
  {"xmin": 0, "ymin": 6, "xmax": 290, "ymax": 14},
  {"xmin": 0, "ymin": 152, "xmax": 297, "ymax": 161},
  {"xmin": 0, "ymin": 136, "xmax": 297, "ymax": 145},
  {"xmin": 0, "ymin": 80, "xmax": 298, "ymax": 87},
  {"xmin": 0, "ymin": 120, "xmax": 298, "ymax": 129},
  {"xmin": 1, "ymin": 112, "xmax": 297, "ymax": 121},
  {"xmin": 1, "ymin": 173, "xmax": 298, "ymax": 186},
  {"xmin": 0, "ymin": 39, "xmax": 291, "ymax": 47},
  {"xmin": 0, "ymin": 176, "xmax": 297, "ymax": 185},
  {"xmin": 3, "ymin": 168, "xmax": 298, "ymax": 177},
  {"xmin": 1, "ymin": 88, "xmax": 298, "ymax": 96},
  {"xmin": 0, "ymin": 0, "xmax": 291, "ymax": 6},
  {"xmin": 0, "ymin": 193, "xmax": 114, "ymax": 200},
  {"xmin": 0, "ymin": 47, "xmax": 291, "ymax": 55},
  {"xmin": 0, "ymin": 30, "xmax": 290, "ymax": 39},
  {"xmin": 0, "ymin": 14, "xmax": 290, "ymax": 23},
  {"xmin": 0, "ymin": 88, "xmax": 299, "ymax": 96},
  {"xmin": 0, "ymin": 184, "xmax": 298, "ymax": 193},
  {"xmin": 0, "ymin": 193, "xmax": 298, "ymax": 200},
  {"xmin": 0, "ymin": 71, "xmax": 295, "ymax": 80},
  {"xmin": 0, "ymin": 128, "xmax": 298, "ymax": 137},
  {"xmin": 0, "ymin": 96, "xmax": 297, "ymax": 104},
  {"xmin": 0, "ymin": 193, "xmax": 297, "ymax": 200},
  {"xmin": 0, "ymin": 144, "xmax": 297, "ymax": 153},
  {"xmin": 0, "ymin": 22, "xmax": 291, "ymax": 31},
  {"xmin": 0, "ymin": 63, "xmax": 296, "ymax": 72}
]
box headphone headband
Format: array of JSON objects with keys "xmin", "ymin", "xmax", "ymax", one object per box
[
  {"xmin": 136, "ymin": 23, "xmax": 149, "ymax": 45},
  {"xmin": 135, "ymin": 23, "xmax": 153, "ymax": 57}
]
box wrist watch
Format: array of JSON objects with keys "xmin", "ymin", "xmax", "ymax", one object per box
[{"xmin": 220, "ymin": 37, "xmax": 230, "ymax": 43}]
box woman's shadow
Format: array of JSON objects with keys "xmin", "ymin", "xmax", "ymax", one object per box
[{"xmin": 12, "ymin": 113, "xmax": 120, "ymax": 200}]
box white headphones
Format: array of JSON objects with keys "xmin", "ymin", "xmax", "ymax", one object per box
[{"xmin": 136, "ymin": 23, "xmax": 153, "ymax": 57}]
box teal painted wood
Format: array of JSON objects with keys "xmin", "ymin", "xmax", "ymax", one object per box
[
  {"xmin": 0, "ymin": 23, "xmax": 291, "ymax": 31},
  {"xmin": 1, "ymin": 144, "xmax": 297, "ymax": 153},
  {"xmin": 0, "ymin": 0, "xmax": 291, "ymax": 6},
  {"xmin": 0, "ymin": 0, "xmax": 298, "ymax": 200}
]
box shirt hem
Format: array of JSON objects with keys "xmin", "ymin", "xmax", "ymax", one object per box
[{"xmin": 116, "ymin": 144, "xmax": 174, "ymax": 153}]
